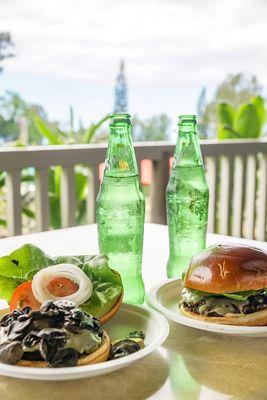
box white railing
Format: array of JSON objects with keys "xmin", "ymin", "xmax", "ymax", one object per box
[{"xmin": 0, "ymin": 139, "xmax": 267, "ymax": 240}]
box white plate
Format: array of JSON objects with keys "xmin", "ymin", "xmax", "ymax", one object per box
[
  {"xmin": 147, "ymin": 278, "xmax": 267, "ymax": 337},
  {"xmin": 0, "ymin": 303, "xmax": 169, "ymax": 380}
]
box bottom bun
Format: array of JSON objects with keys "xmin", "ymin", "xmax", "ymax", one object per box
[
  {"xmin": 17, "ymin": 331, "xmax": 110, "ymax": 368},
  {"xmin": 180, "ymin": 305, "xmax": 267, "ymax": 326}
]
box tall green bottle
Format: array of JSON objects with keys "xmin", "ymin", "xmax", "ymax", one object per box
[
  {"xmin": 166, "ymin": 115, "xmax": 209, "ymax": 278},
  {"xmin": 96, "ymin": 113, "xmax": 145, "ymax": 304}
]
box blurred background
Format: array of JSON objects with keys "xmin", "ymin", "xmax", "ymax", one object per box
[
  {"xmin": 0, "ymin": 0, "xmax": 267, "ymax": 239},
  {"xmin": 1, "ymin": 0, "xmax": 267, "ymax": 143}
]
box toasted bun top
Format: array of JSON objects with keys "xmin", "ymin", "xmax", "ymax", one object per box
[{"xmin": 184, "ymin": 244, "xmax": 267, "ymax": 293}]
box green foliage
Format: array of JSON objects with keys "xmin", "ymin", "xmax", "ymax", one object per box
[
  {"xmin": 233, "ymin": 103, "xmax": 261, "ymax": 138},
  {"xmin": 132, "ymin": 114, "xmax": 171, "ymax": 141},
  {"xmin": 217, "ymin": 103, "xmax": 235, "ymax": 126},
  {"xmin": 32, "ymin": 107, "xmax": 108, "ymax": 145},
  {"xmin": 0, "ymin": 32, "xmax": 14, "ymax": 73},
  {"xmin": 0, "ymin": 92, "xmax": 108, "ymax": 233},
  {"xmin": 251, "ymin": 95, "xmax": 265, "ymax": 126},
  {"xmin": 32, "ymin": 113, "xmax": 67, "ymax": 145},
  {"xmin": 200, "ymin": 73, "xmax": 263, "ymax": 136},
  {"xmin": 82, "ymin": 115, "xmax": 109, "ymax": 143},
  {"xmin": 217, "ymin": 95, "xmax": 265, "ymax": 139},
  {"xmin": 0, "ymin": 91, "xmax": 48, "ymax": 143},
  {"xmin": 217, "ymin": 103, "xmax": 237, "ymax": 139},
  {"xmin": 31, "ymin": 113, "xmax": 108, "ymax": 229}
]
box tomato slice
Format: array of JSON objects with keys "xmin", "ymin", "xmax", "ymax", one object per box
[
  {"xmin": 47, "ymin": 277, "xmax": 79, "ymax": 297},
  {"xmin": 10, "ymin": 281, "xmax": 41, "ymax": 311}
]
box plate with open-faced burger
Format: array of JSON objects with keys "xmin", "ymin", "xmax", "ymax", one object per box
[
  {"xmin": 0, "ymin": 244, "xmax": 169, "ymax": 380},
  {"xmin": 147, "ymin": 244, "xmax": 267, "ymax": 336}
]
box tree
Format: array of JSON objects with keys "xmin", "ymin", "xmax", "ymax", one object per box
[
  {"xmin": 113, "ymin": 60, "xmax": 128, "ymax": 113},
  {"xmin": 196, "ymin": 87, "xmax": 208, "ymax": 138},
  {"xmin": 132, "ymin": 114, "xmax": 171, "ymax": 141},
  {"xmin": 200, "ymin": 73, "xmax": 263, "ymax": 136},
  {"xmin": 0, "ymin": 91, "xmax": 48, "ymax": 143},
  {"xmin": 0, "ymin": 32, "xmax": 14, "ymax": 73}
]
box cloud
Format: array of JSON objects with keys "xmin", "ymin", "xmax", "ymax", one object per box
[{"xmin": 1, "ymin": 0, "xmax": 267, "ymax": 88}]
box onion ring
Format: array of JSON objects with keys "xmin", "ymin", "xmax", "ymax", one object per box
[{"xmin": 32, "ymin": 264, "xmax": 93, "ymax": 305}]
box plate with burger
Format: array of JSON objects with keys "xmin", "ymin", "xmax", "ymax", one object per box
[{"xmin": 147, "ymin": 244, "xmax": 267, "ymax": 336}]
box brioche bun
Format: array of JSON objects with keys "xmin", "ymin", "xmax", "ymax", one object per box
[
  {"xmin": 185, "ymin": 244, "xmax": 267, "ymax": 294},
  {"xmin": 17, "ymin": 331, "xmax": 110, "ymax": 368}
]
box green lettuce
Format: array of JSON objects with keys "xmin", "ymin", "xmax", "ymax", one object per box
[
  {"xmin": 0, "ymin": 244, "xmax": 123, "ymax": 318},
  {"xmin": 53, "ymin": 254, "xmax": 123, "ymax": 318},
  {"xmin": 188, "ymin": 287, "xmax": 265, "ymax": 301},
  {"xmin": 0, "ymin": 244, "xmax": 54, "ymax": 279}
]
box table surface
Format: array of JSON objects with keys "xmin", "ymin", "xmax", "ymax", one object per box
[{"xmin": 0, "ymin": 223, "xmax": 266, "ymax": 400}]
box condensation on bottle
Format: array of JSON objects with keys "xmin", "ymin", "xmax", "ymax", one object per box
[
  {"xmin": 96, "ymin": 113, "xmax": 145, "ymax": 303},
  {"xmin": 166, "ymin": 115, "xmax": 209, "ymax": 278}
]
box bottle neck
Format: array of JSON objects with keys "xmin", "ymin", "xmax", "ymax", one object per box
[
  {"xmin": 104, "ymin": 119, "xmax": 138, "ymax": 177},
  {"xmin": 173, "ymin": 119, "xmax": 203, "ymax": 168}
]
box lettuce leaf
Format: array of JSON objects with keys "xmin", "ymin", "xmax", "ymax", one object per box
[
  {"xmin": 188, "ymin": 287, "xmax": 263, "ymax": 301},
  {"xmin": 0, "ymin": 244, "xmax": 123, "ymax": 319},
  {"xmin": 0, "ymin": 276, "xmax": 24, "ymax": 302},
  {"xmin": 53, "ymin": 254, "xmax": 123, "ymax": 318},
  {"xmin": 0, "ymin": 244, "xmax": 54, "ymax": 279},
  {"xmin": 222, "ymin": 291, "xmax": 259, "ymax": 301}
]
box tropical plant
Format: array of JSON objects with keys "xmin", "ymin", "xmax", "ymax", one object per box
[
  {"xmin": 0, "ymin": 91, "xmax": 48, "ymax": 143},
  {"xmin": 32, "ymin": 111, "xmax": 108, "ymax": 145},
  {"xmin": 217, "ymin": 95, "xmax": 265, "ymax": 139},
  {"xmin": 0, "ymin": 98, "xmax": 108, "ymax": 233},
  {"xmin": 31, "ymin": 112, "xmax": 109, "ymax": 229},
  {"xmin": 200, "ymin": 73, "xmax": 263, "ymax": 137}
]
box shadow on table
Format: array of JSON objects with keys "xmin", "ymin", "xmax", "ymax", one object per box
[
  {"xmin": 164, "ymin": 322, "xmax": 267, "ymax": 400},
  {"xmin": 0, "ymin": 350, "xmax": 169, "ymax": 400}
]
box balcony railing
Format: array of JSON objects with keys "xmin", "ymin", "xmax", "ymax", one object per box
[{"xmin": 0, "ymin": 139, "xmax": 267, "ymax": 241}]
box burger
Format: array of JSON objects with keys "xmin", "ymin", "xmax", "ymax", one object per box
[{"xmin": 179, "ymin": 244, "xmax": 267, "ymax": 326}]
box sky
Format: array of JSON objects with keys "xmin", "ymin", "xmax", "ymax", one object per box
[{"xmin": 0, "ymin": 0, "xmax": 267, "ymax": 129}]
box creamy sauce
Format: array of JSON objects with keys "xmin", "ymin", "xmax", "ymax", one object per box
[{"xmin": 21, "ymin": 328, "xmax": 102, "ymax": 354}]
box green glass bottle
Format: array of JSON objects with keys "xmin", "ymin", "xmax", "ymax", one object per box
[
  {"xmin": 166, "ymin": 115, "xmax": 209, "ymax": 278},
  {"xmin": 96, "ymin": 113, "xmax": 145, "ymax": 304}
]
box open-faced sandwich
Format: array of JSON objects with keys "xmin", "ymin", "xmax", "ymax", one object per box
[
  {"xmin": 0, "ymin": 244, "xmax": 123, "ymax": 323},
  {"xmin": 0, "ymin": 300, "xmax": 110, "ymax": 367},
  {"xmin": 0, "ymin": 245, "xmax": 147, "ymax": 368},
  {"xmin": 179, "ymin": 244, "xmax": 267, "ymax": 326}
]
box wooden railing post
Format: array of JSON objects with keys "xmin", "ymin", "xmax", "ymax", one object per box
[
  {"xmin": 256, "ymin": 153, "xmax": 267, "ymax": 241},
  {"xmin": 6, "ymin": 170, "xmax": 22, "ymax": 236},
  {"xmin": 150, "ymin": 152, "xmax": 169, "ymax": 224},
  {"xmin": 35, "ymin": 168, "xmax": 50, "ymax": 231},
  {"xmin": 87, "ymin": 166, "xmax": 100, "ymax": 224},
  {"xmin": 244, "ymin": 154, "xmax": 257, "ymax": 239},
  {"xmin": 205, "ymin": 156, "xmax": 218, "ymax": 233},
  {"xmin": 60, "ymin": 166, "xmax": 76, "ymax": 228}
]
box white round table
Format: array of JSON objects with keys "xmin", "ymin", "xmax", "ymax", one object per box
[{"xmin": 0, "ymin": 223, "xmax": 267, "ymax": 399}]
